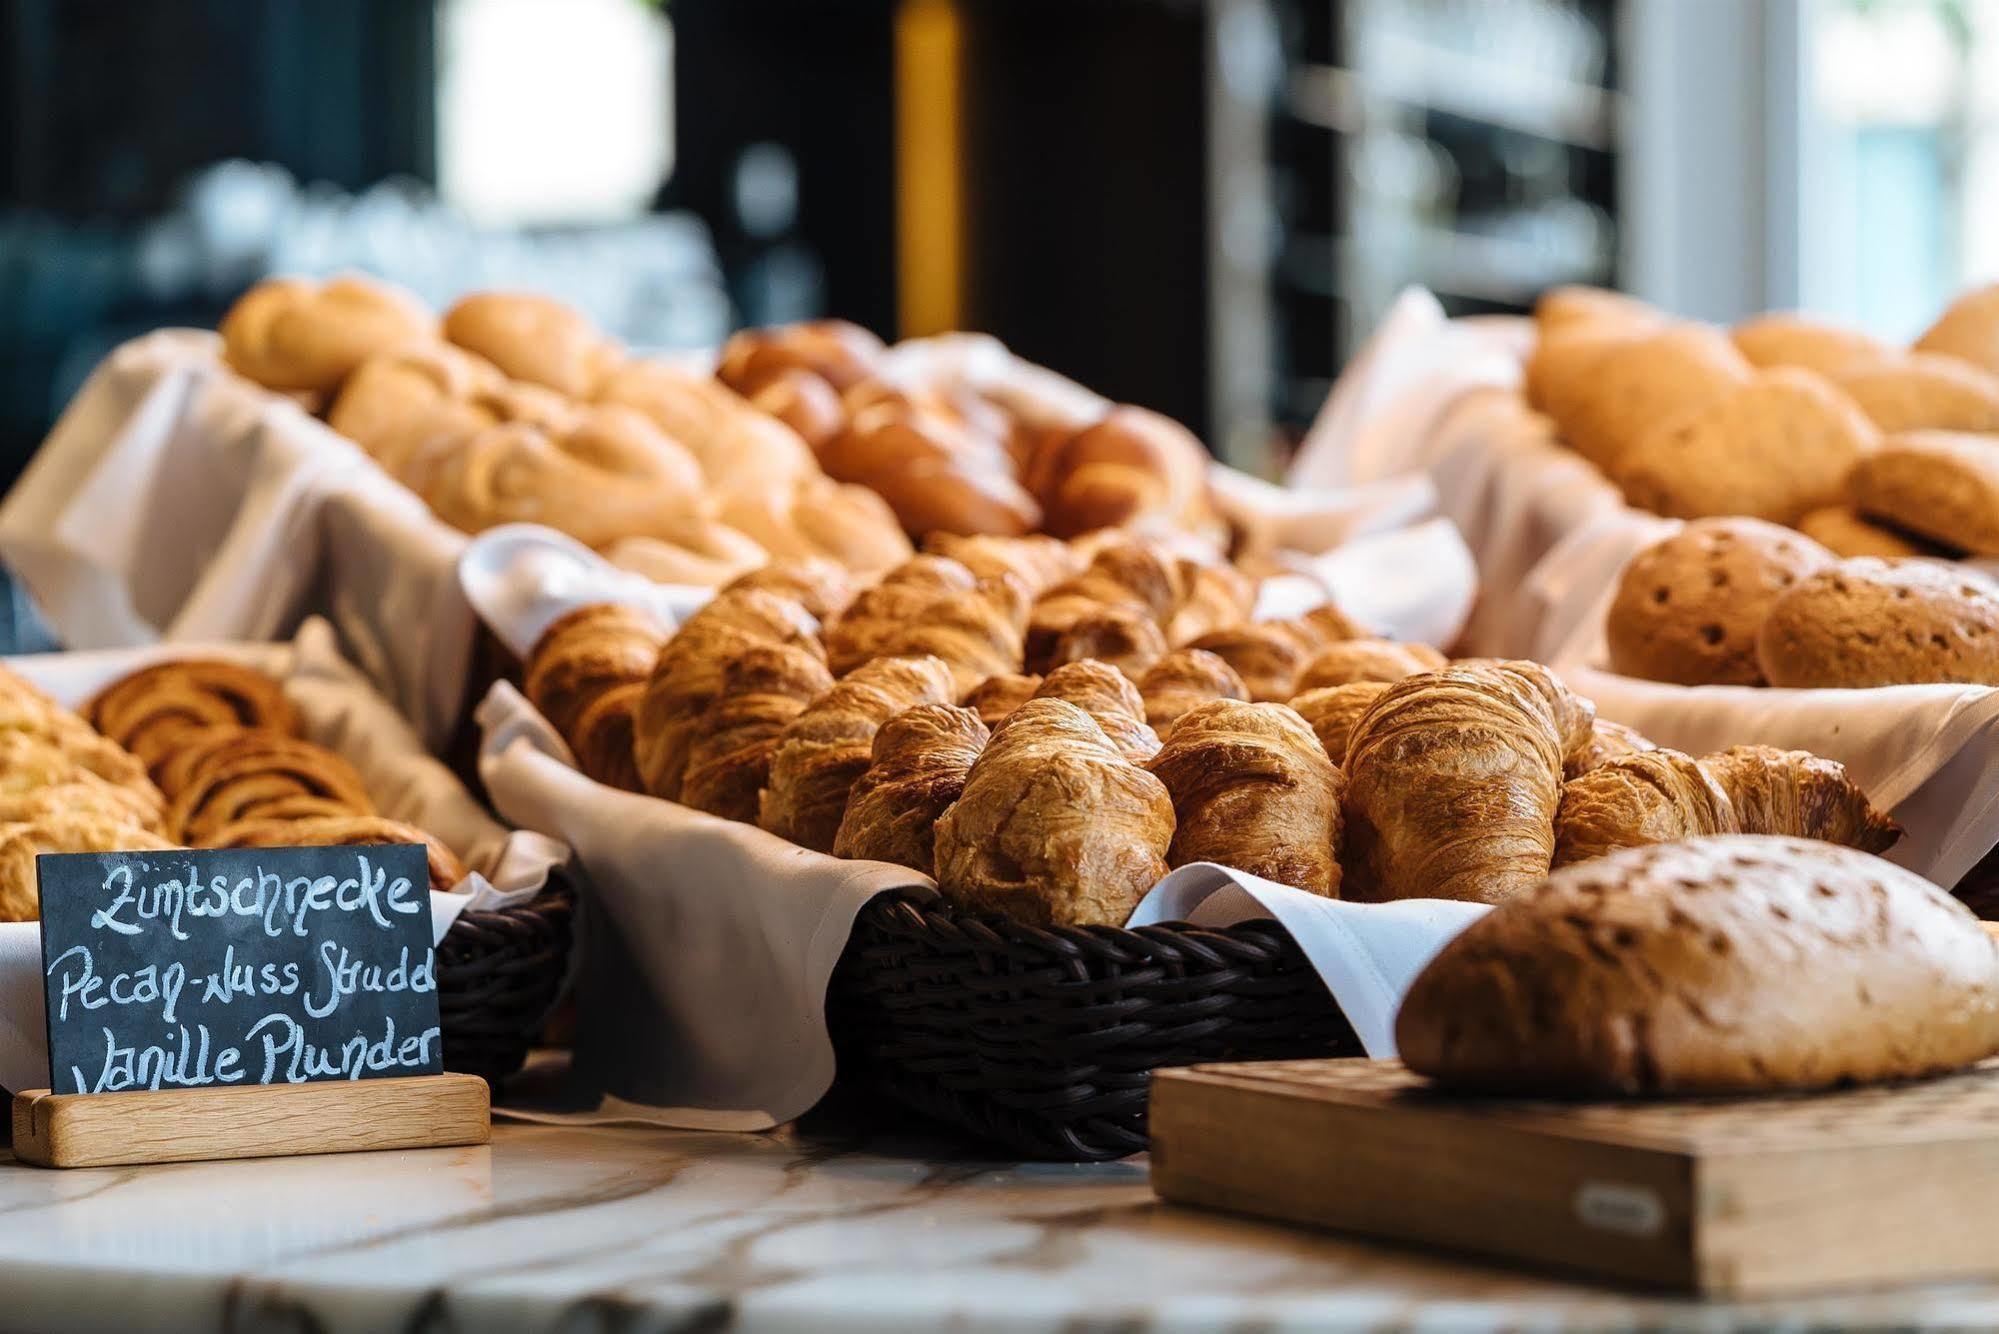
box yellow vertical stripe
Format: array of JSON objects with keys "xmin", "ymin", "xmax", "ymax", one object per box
[{"xmin": 894, "ymin": 0, "xmax": 963, "ymax": 337}]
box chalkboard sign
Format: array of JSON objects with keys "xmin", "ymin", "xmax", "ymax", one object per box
[{"xmin": 37, "ymin": 844, "xmax": 442, "ymax": 1096}]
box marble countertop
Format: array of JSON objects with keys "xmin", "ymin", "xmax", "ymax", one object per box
[{"xmin": 8, "ymin": 1109, "xmax": 1999, "ymax": 1334}]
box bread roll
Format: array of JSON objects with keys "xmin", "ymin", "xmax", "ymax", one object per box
[
  {"xmin": 1917, "ymin": 283, "xmax": 1999, "ymax": 375},
  {"xmin": 1396, "ymin": 835, "xmax": 1999, "ymax": 1094},
  {"xmin": 327, "ymin": 343, "xmax": 506, "ymax": 459},
  {"xmin": 595, "ymin": 359, "xmax": 818, "ymax": 497},
  {"xmin": 717, "ymin": 475, "xmax": 914, "ymax": 578},
  {"xmin": 1533, "ymin": 286, "xmax": 1660, "ymax": 339},
  {"xmin": 933, "ymin": 698, "xmax": 1173, "ymax": 927},
  {"xmin": 1828, "ymin": 352, "xmax": 1999, "ymax": 434},
  {"xmin": 1758, "ymin": 558, "xmax": 1999, "ymax": 688},
  {"xmin": 1531, "ymin": 323, "xmax": 1750, "ymax": 471},
  {"xmin": 441, "ymin": 292, "xmax": 622, "ymax": 398},
  {"xmin": 716, "ymin": 319, "xmax": 884, "ymax": 398},
  {"xmin": 1023, "ymin": 405, "xmax": 1219, "ymax": 540},
  {"xmin": 820, "ymin": 404, "xmax": 1040, "ymax": 538},
  {"xmin": 220, "ymin": 274, "xmax": 434, "ymax": 393},
  {"xmin": 1729, "ymin": 313, "xmax": 1884, "ymax": 374},
  {"xmin": 1605, "ymin": 518, "xmax": 1834, "ymax": 686},
  {"xmin": 1148, "ymin": 700, "xmax": 1343, "ymax": 895},
  {"xmin": 1796, "ymin": 505, "xmax": 1956, "ymax": 560},
  {"xmin": 759, "ymin": 655, "xmax": 957, "ymax": 852},
  {"xmin": 1848, "ymin": 430, "xmax": 1999, "ymax": 556},
  {"xmin": 833, "ymin": 703, "xmax": 989, "ymax": 872}
]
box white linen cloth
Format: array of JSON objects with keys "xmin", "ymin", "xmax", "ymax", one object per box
[
  {"xmin": 0, "ymin": 618, "xmax": 568, "ymax": 1094},
  {"xmin": 477, "ymin": 681, "xmax": 1488, "ymax": 1130}
]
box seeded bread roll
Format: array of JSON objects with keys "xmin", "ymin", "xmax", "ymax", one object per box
[
  {"xmin": 1757, "ymin": 558, "xmax": 1999, "ymax": 688},
  {"xmin": 1396, "ymin": 835, "xmax": 1999, "ymax": 1095},
  {"xmin": 1606, "ymin": 518, "xmax": 1835, "ymax": 686},
  {"xmin": 1848, "ymin": 431, "xmax": 1999, "ymax": 556},
  {"xmin": 1796, "ymin": 505, "xmax": 1957, "ymax": 561}
]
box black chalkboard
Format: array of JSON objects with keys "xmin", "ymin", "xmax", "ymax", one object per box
[{"xmin": 37, "ymin": 844, "xmax": 442, "ymax": 1096}]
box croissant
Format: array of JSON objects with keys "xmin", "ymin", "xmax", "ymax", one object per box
[
  {"xmin": 961, "ymin": 672, "xmax": 1043, "ymax": 727},
  {"xmin": 1342, "ymin": 662, "xmax": 1587, "ymax": 903},
  {"xmin": 1700, "ymin": 745, "xmax": 1901, "ymax": 854},
  {"xmin": 1294, "ymin": 639, "xmax": 1447, "ymax": 692},
  {"xmin": 759, "ymin": 654, "xmax": 958, "ymax": 852},
  {"xmin": 1025, "ymin": 660, "xmax": 1161, "ymax": 763},
  {"xmin": 1022, "ymin": 406, "xmax": 1220, "ymax": 540},
  {"xmin": 203, "ymin": 815, "xmax": 468, "ymax": 893},
  {"xmin": 922, "ymin": 533, "xmax": 1082, "ymax": 596},
  {"xmin": 1024, "ymin": 538, "xmax": 1184, "ymax": 673},
  {"xmin": 824, "ymin": 557, "xmax": 1027, "ymax": 693},
  {"xmin": 1552, "ymin": 750, "xmax": 1737, "ymax": 868},
  {"xmin": 0, "ymin": 814, "xmax": 176, "ymax": 923},
  {"xmin": 1139, "ymin": 649, "xmax": 1248, "ymax": 741},
  {"xmin": 680, "ymin": 642, "xmax": 836, "ymax": 823},
  {"xmin": 1148, "ymin": 700, "xmax": 1344, "ymax": 895},
  {"xmin": 632, "ymin": 589, "xmax": 823, "ymax": 801},
  {"xmin": 1568, "ymin": 718, "xmax": 1656, "ymax": 778},
  {"xmin": 570, "ymin": 680, "xmax": 646, "ymax": 792},
  {"xmin": 88, "ymin": 660, "xmax": 300, "ymax": 781},
  {"xmin": 164, "ymin": 731, "xmax": 375, "ymax": 845},
  {"xmin": 1183, "ymin": 607, "xmax": 1360, "ymax": 703},
  {"xmin": 524, "ymin": 604, "xmax": 667, "ymax": 741},
  {"xmin": 819, "ymin": 403, "xmax": 1041, "ymax": 538},
  {"xmin": 1287, "ymin": 682, "xmax": 1387, "ymax": 766},
  {"xmin": 1166, "ymin": 562, "xmax": 1258, "ymax": 647},
  {"xmin": 1042, "ymin": 605, "xmax": 1169, "ymax": 679},
  {"xmin": 720, "ymin": 558, "xmax": 860, "ymax": 622},
  {"xmin": 932, "ymin": 698, "xmax": 1174, "ymax": 927},
  {"xmin": 833, "ymin": 703, "xmax": 991, "ymax": 871}
]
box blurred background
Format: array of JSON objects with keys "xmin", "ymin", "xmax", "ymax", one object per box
[{"xmin": 0, "ymin": 0, "xmax": 1989, "ymax": 480}]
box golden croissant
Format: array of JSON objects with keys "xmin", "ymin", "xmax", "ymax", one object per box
[{"xmin": 833, "ymin": 703, "xmax": 991, "ymax": 872}]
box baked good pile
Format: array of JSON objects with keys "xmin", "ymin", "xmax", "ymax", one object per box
[
  {"xmin": 1528, "ymin": 282, "xmax": 1999, "ymax": 558},
  {"xmin": 528, "ymin": 535, "xmax": 1900, "ymax": 932},
  {"xmin": 0, "ymin": 658, "xmax": 468, "ymax": 922}
]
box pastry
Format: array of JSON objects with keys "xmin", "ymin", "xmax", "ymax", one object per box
[
  {"xmin": 1341, "ymin": 662, "xmax": 1590, "ymax": 903},
  {"xmin": 716, "ymin": 319, "xmax": 885, "ymax": 398},
  {"xmin": 219, "ymin": 274, "xmax": 435, "ymax": 393},
  {"xmin": 1040, "ymin": 604, "xmax": 1169, "ymax": 679},
  {"xmin": 1183, "ymin": 606, "xmax": 1364, "ymax": 703},
  {"xmin": 1848, "ymin": 430, "xmax": 1999, "ymax": 556},
  {"xmin": 88, "ymin": 660, "xmax": 301, "ymax": 784},
  {"xmin": 747, "ymin": 369, "xmax": 847, "ymax": 449},
  {"xmin": 1568, "ymin": 718, "xmax": 1655, "ymax": 778},
  {"xmin": 1729, "ymin": 313, "xmax": 1883, "ymax": 374},
  {"xmin": 1827, "ymin": 352, "xmax": 1999, "ymax": 434},
  {"xmin": 1024, "ymin": 538, "xmax": 1184, "ymax": 674},
  {"xmin": 1293, "ymin": 639, "xmax": 1447, "ymax": 692},
  {"xmin": 1609, "ymin": 368, "xmax": 1878, "ymax": 525},
  {"xmin": 632, "ymin": 589, "xmax": 823, "ymax": 800},
  {"xmin": 961, "ymin": 672, "xmax": 1042, "ymax": 727},
  {"xmin": 1395, "ymin": 835, "xmax": 1999, "ymax": 1094},
  {"xmin": 0, "ymin": 782, "xmax": 168, "ymax": 833},
  {"xmin": 164, "ymin": 731, "xmax": 375, "ymax": 845},
  {"xmin": 1022, "ymin": 406, "xmax": 1220, "ymax": 540},
  {"xmin": 819, "ymin": 402, "xmax": 1041, "ymax": 537},
  {"xmin": 718, "ymin": 559, "xmax": 859, "ymax": 623},
  {"xmin": 0, "ymin": 814, "xmax": 176, "ymax": 923},
  {"xmin": 0, "ymin": 732, "xmax": 165, "ymax": 833},
  {"xmin": 1605, "ymin": 518, "xmax": 1834, "ymax": 686},
  {"xmin": 1757, "ymin": 558, "xmax": 1999, "ymax": 688},
  {"xmin": 1532, "ymin": 285, "xmax": 1660, "ymax": 337},
  {"xmin": 679, "ymin": 642, "xmax": 835, "ymax": 823},
  {"xmin": 1917, "ymin": 283, "xmax": 1999, "ymax": 375},
  {"xmin": 1139, "ymin": 649, "xmax": 1249, "ymax": 741},
  {"xmin": 571, "ymin": 680, "xmax": 647, "ymax": 792},
  {"xmin": 1165, "ymin": 562, "xmax": 1257, "ymax": 647},
  {"xmin": 758, "ymin": 654, "xmax": 957, "ymax": 852},
  {"xmin": 441, "ymin": 291, "xmax": 622, "ymax": 398},
  {"xmin": 595, "ymin": 359, "xmax": 819, "ymax": 497},
  {"xmin": 716, "ymin": 475, "xmax": 914, "ymax": 577},
  {"xmin": 600, "ymin": 531, "xmax": 770, "ymax": 589},
  {"xmin": 1701, "ymin": 745, "xmax": 1900, "ymax": 853},
  {"xmin": 523, "ymin": 604, "xmax": 667, "ymax": 742},
  {"xmin": 824, "ymin": 557, "xmax": 1028, "ymax": 693},
  {"xmin": 1796, "ymin": 505, "xmax": 1956, "ymax": 560},
  {"xmin": 932, "ymin": 698, "xmax": 1174, "ymax": 927},
  {"xmin": 833, "ymin": 703, "xmax": 990, "ymax": 872},
  {"xmin": 204, "ymin": 815, "xmax": 468, "ymax": 893},
  {"xmin": 1286, "ymin": 682, "xmax": 1387, "ymax": 765},
  {"xmin": 1025, "ymin": 659, "xmax": 1161, "ymax": 763},
  {"xmin": 922, "ymin": 533, "xmax": 1082, "ymax": 595},
  {"xmin": 326, "ymin": 343, "xmax": 507, "ymax": 460},
  {"xmin": 1147, "ymin": 700, "xmax": 1344, "ymax": 895},
  {"xmin": 1553, "ymin": 749, "xmax": 1736, "ymax": 867}
]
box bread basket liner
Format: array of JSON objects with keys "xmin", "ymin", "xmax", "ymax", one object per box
[
  {"xmin": 0, "ymin": 617, "xmax": 568, "ymax": 1093},
  {"xmin": 463, "ymin": 514, "xmax": 1487, "ymax": 1129},
  {"xmin": 1296, "ymin": 287, "xmax": 1999, "ymax": 890},
  {"xmin": 0, "ymin": 328, "xmax": 1451, "ymax": 747},
  {"xmin": 476, "ymin": 678, "xmax": 1486, "ymax": 1132}
]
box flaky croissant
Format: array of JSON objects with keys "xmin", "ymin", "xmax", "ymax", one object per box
[
  {"xmin": 632, "ymin": 589, "xmax": 823, "ymax": 801},
  {"xmin": 933, "ymin": 698, "xmax": 1175, "ymax": 927},
  {"xmin": 1025, "ymin": 660, "xmax": 1161, "ymax": 763},
  {"xmin": 824, "ymin": 556, "xmax": 1028, "ymax": 693},
  {"xmin": 1184, "ymin": 604, "xmax": 1363, "ymax": 703},
  {"xmin": 524, "ymin": 604, "xmax": 667, "ymax": 741},
  {"xmin": 759, "ymin": 654, "xmax": 958, "ymax": 852},
  {"xmin": 1024, "ymin": 537, "xmax": 1184, "ymax": 674},
  {"xmin": 1342, "ymin": 662, "xmax": 1588, "ymax": 903},
  {"xmin": 1139, "ymin": 649, "xmax": 1248, "ymax": 741},
  {"xmin": 1553, "ymin": 749, "xmax": 1737, "ymax": 867},
  {"xmin": 1148, "ymin": 700, "xmax": 1344, "ymax": 896},
  {"xmin": 1701, "ymin": 745, "xmax": 1901, "ymax": 854},
  {"xmin": 721, "ymin": 558, "xmax": 860, "ymax": 622},
  {"xmin": 679, "ymin": 643, "xmax": 836, "ymax": 823},
  {"xmin": 1568, "ymin": 718, "xmax": 1656, "ymax": 778},
  {"xmin": 833, "ymin": 703, "xmax": 990, "ymax": 871},
  {"xmin": 1286, "ymin": 682, "xmax": 1387, "ymax": 766},
  {"xmin": 922, "ymin": 533, "xmax": 1082, "ymax": 596},
  {"xmin": 1041, "ymin": 605, "xmax": 1169, "ymax": 679},
  {"xmin": 1294, "ymin": 639, "xmax": 1447, "ymax": 692},
  {"xmin": 961, "ymin": 672, "xmax": 1043, "ymax": 727},
  {"xmin": 1166, "ymin": 562, "xmax": 1257, "ymax": 647}
]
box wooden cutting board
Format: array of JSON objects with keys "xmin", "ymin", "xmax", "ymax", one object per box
[{"xmin": 1150, "ymin": 1057, "xmax": 1999, "ymax": 1298}]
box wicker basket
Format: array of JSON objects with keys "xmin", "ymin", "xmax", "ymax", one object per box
[
  {"xmin": 435, "ymin": 867, "xmax": 577, "ymax": 1083},
  {"xmin": 826, "ymin": 891, "xmax": 1359, "ymax": 1161}
]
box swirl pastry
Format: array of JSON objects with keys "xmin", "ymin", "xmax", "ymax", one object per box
[
  {"xmin": 87, "ymin": 659, "xmax": 300, "ymax": 781},
  {"xmin": 166, "ymin": 731, "xmax": 375, "ymax": 846},
  {"xmin": 204, "ymin": 815, "xmax": 469, "ymax": 894}
]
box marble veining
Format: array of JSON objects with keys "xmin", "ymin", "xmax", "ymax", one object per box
[{"xmin": 3, "ymin": 1114, "xmax": 1999, "ymax": 1332}]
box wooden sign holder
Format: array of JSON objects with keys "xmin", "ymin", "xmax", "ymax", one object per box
[
  {"xmin": 1151, "ymin": 1056, "xmax": 1999, "ymax": 1298},
  {"xmin": 11, "ymin": 1073, "xmax": 490, "ymax": 1168}
]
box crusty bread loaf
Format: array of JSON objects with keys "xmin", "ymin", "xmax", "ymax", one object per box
[
  {"xmin": 1395, "ymin": 835, "xmax": 1999, "ymax": 1095},
  {"xmin": 1757, "ymin": 558, "xmax": 1999, "ymax": 688},
  {"xmin": 1606, "ymin": 518, "xmax": 1834, "ymax": 686},
  {"xmin": 1848, "ymin": 430, "xmax": 1999, "ymax": 556},
  {"xmin": 1608, "ymin": 368, "xmax": 1878, "ymax": 525}
]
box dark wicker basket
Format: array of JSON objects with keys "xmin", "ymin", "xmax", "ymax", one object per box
[
  {"xmin": 436, "ymin": 867, "xmax": 577, "ymax": 1083},
  {"xmin": 826, "ymin": 891, "xmax": 1360, "ymax": 1161}
]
